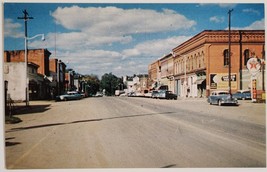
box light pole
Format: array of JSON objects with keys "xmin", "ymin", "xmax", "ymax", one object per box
[
  {"xmin": 24, "ymin": 34, "xmax": 45, "ymax": 106},
  {"xmin": 228, "ymin": 9, "xmax": 233, "ymax": 99},
  {"xmin": 18, "ymin": 10, "xmax": 45, "ymax": 106},
  {"xmin": 18, "ymin": 9, "xmax": 33, "ymax": 106}
]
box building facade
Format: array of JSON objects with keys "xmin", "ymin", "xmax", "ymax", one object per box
[
  {"xmin": 4, "ymin": 48, "xmax": 69, "ymax": 100},
  {"xmin": 4, "ymin": 62, "xmax": 49, "ymax": 101},
  {"xmin": 4, "ymin": 49, "xmax": 51, "ymax": 76},
  {"xmin": 149, "ymin": 30, "xmax": 265, "ymax": 98},
  {"xmin": 148, "ymin": 60, "xmax": 160, "ymax": 90}
]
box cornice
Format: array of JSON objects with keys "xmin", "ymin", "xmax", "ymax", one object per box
[{"xmin": 173, "ymin": 30, "xmax": 265, "ymax": 55}]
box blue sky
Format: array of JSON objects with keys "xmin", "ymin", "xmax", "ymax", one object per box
[{"xmin": 3, "ymin": 1, "xmax": 265, "ymax": 77}]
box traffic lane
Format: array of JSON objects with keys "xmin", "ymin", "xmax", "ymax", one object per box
[
  {"xmin": 124, "ymin": 97, "xmax": 266, "ymax": 145},
  {"xmin": 115, "ymin": 97, "xmax": 266, "ymax": 167},
  {"xmin": 90, "ymin": 97, "xmax": 265, "ymax": 167},
  {"xmin": 5, "ymin": 97, "xmax": 266, "ymax": 168}
]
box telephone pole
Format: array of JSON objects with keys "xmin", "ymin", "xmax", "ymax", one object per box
[
  {"xmin": 228, "ymin": 9, "xmax": 233, "ymax": 98},
  {"xmin": 18, "ymin": 9, "xmax": 33, "ymax": 106}
]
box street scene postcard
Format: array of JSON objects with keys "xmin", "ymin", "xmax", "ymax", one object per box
[{"xmin": 1, "ymin": 0, "xmax": 266, "ymax": 171}]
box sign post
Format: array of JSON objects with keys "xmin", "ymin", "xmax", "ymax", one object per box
[{"xmin": 247, "ymin": 57, "xmax": 261, "ymax": 102}]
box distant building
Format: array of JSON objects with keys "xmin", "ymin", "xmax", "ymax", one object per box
[{"xmin": 123, "ymin": 74, "xmax": 148, "ymax": 94}]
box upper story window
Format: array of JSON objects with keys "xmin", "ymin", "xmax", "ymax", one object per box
[
  {"xmin": 223, "ymin": 49, "xmax": 229, "ymax": 66},
  {"xmin": 244, "ymin": 49, "xmax": 250, "ymax": 66}
]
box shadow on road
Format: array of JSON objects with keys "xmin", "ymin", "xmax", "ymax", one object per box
[
  {"xmin": 5, "ymin": 137, "xmax": 21, "ymax": 147},
  {"xmin": 6, "ymin": 111, "xmax": 176, "ymax": 132},
  {"xmin": 13, "ymin": 104, "xmax": 51, "ymax": 115},
  {"xmin": 161, "ymin": 164, "xmax": 176, "ymax": 168}
]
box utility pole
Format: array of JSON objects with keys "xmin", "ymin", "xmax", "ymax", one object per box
[
  {"xmin": 228, "ymin": 9, "xmax": 233, "ymax": 99},
  {"xmin": 18, "ymin": 9, "xmax": 33, "ymax": 106}
]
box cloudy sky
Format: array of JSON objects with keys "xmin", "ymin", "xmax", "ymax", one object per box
[{"xmin": 3, "ymin": 1, "xmax": 265, "ymax": 77}]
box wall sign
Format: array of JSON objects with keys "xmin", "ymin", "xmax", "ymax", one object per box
[
  {"xmin": 247, "ymin": 57, "xmax": 261, "ymax": 77},
  {"xmin": 210, "ymin": 73, "xmax": 237, "ymax": 90}
]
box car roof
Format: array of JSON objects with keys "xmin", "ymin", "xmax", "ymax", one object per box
[{"xmin": 211, "ymin": 90, "xmax": 229, "ymax": 93}]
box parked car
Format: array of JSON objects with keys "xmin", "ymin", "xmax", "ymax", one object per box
[
  {"xmin": 207, "ymin": 91, "xmax": 238, "ymax": 106},
  {"xmin": 151, "ymin": 90, "xmax": 159, "ymax": 98},
  {"xmin": 157, "ymin": 90, "xmax": 177, "ymax": 100},
  {"xmin": 95, "ymin": 92, "xmax": 103, "ymax": 97},
  {"xmin": 56, "ymin": 92, "xmax": 82, "ymax": 101},
  {"xmin": 144, "ymin": 91, "xmax": 152, "ymax": 98},
  {"xmin": 232, "ymin": 90, "xmax": 251, "ymax": 100}
]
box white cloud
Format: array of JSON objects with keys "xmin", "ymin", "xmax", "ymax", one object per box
[
  {"xmin": 199, "ymin": 3, "xmax": 236, "ymax": 8},
  {"xmin": 231, "ymin": 18, "xmax": 265, "ymax": 30},
  {"xmin": 242, "ymin": 8, "xmax": 260, "ymax": 15},
  {"xmin": 4, "ymin": 19, "xmax": 24, "ymax": 38},
  {"xmin": 122, "ymin": 35, "xmax": 192, "ymax": 58},
  {"xmin": 218, "ymin": 3, "xmax": 236, "ymax": 8},
  {"xmin": 209, "ymin": 16, "xmax": 224, "ymax": 23},
  {"xmin": 28, "ymin": 6, "xmax": 197, "ymax": 77},
  {"xmin": 51, "ymin": 6, "xmax": 196, "ymax": 43},
  {"xmin": 29, "ymin": 35, "xmax": 192, "ymax": 77}
]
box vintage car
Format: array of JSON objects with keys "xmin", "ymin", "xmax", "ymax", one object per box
[
  {"xmin": 232, "ymin": 90, "xmax": 251, "ymax": 100},
  {"xmin": 56, "ymin": 91, "xmax": 82, "ymax": 101},
  {"xmin": 207, "ymin": 91, "xmax": 238, "ymax": 106},
  {"xmin": 157, "ymin": 90, "xmax": 178, "ymax": 100}
]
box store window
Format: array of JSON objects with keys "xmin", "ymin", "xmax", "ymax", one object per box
[{"xmin": 223, "ymin": 49, "xmax": 229, "ymax": 66}]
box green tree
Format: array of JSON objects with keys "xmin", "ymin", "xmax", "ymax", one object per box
[
  {"xmin": 82, "ymin": 74, "xmax": 100, "ymax": 96},
  {"xmin": 100, "ymin": 73, "xmax": 121, "ymax": 96}
]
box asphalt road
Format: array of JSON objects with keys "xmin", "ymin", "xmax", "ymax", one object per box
[{"xmin": 5, "ymin": 97, "xmax": 266, "ymax": 168}]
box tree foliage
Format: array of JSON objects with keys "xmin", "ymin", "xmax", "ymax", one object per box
[
  {"xmin": 100, "ymin": 73, "xmax": 121, "ymax": 96},
  {"xmin": 82, "ymin": 74, "xmax": 100, "ymax": 96}
]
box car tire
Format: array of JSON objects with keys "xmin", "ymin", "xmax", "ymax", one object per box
[
  {"xmin": 218, "ymin": 100, "xmax": 222, "ymax": 106},
  {"xmin": 64, "ymin": 97, "xmax": 68, "ymax": 101}
]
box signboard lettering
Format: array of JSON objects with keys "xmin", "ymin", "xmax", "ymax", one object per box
[{"xmin": 210, "ymin": 73, "xmax": 237, "ymax": 90}]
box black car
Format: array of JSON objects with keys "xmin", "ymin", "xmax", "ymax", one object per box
[{"xmin": 157, "ymin": 90, "xmax": 177, "ymax": 100}]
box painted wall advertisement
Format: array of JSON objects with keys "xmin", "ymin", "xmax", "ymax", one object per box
[{"xmin": 210, "ymin": 73, "xmax": 237, "ymax": 90}]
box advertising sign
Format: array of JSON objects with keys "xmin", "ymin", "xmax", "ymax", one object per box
[
  {"xmin": 210, "ymin": 73, "xmax": 237, "ymax": 90},
  {"xmin": 247, "ymin": 57, "xmax": 261, "ymax": 77},
  {"xmin": 252, "ymin": 79, "xmax": 257, "ymax": 101}
]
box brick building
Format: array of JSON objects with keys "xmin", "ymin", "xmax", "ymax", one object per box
[
  {"xmin": 149, "ymin": 30, "xmax": 265, "ymax": 98},
  {"xmin": 49, "ymin": 59, "xmax": 66, "ymax": 96},
  {"xmin": 148, "ymin": 60, "xmax": 160, "ymax": 90},
  {"xmin": 4, "ymin": 49, "xmax": 51, "ymax": 76},
  {"xmin": 4, "ymin": 49, "xmax": 53, "ymax": 100}
]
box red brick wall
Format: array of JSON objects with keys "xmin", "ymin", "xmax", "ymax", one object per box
[{"xmin": 4, "ymin": 49, "xmax": 51, "ymax": 76}]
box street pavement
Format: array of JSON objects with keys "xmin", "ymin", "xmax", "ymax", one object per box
[{"xmin": 4, "ymin": 97, "xmax": 266, "ymax": 169}]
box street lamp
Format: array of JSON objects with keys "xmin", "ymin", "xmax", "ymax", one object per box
[
  {"xmin": 25, "ymin": 34, "xmax": 45, "ymax": 106},
  {"xmin": 18, "ymin": 10, "xmax": 45, "ymax": 106}
]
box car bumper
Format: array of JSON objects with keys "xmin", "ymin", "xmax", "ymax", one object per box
[{"xmin": 221, "ymin": 99, "xmax": 238, "ymax": 104}]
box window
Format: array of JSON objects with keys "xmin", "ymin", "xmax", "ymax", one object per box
[
  {"xmin": 223, "ymin": 49, "xmax": 229, "ymax": 66},
  {"xmin": 244, "ymin": 49, "xmax": 250, "ymax": 66}
]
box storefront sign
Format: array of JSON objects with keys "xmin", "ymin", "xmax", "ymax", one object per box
[
  {"xmin": 210, "ymin": 73, "xmax": 237, "ymax": 90},
  {"xmin": 252, "ymin": 79, "xmax": 257, "ymax": 101}
]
